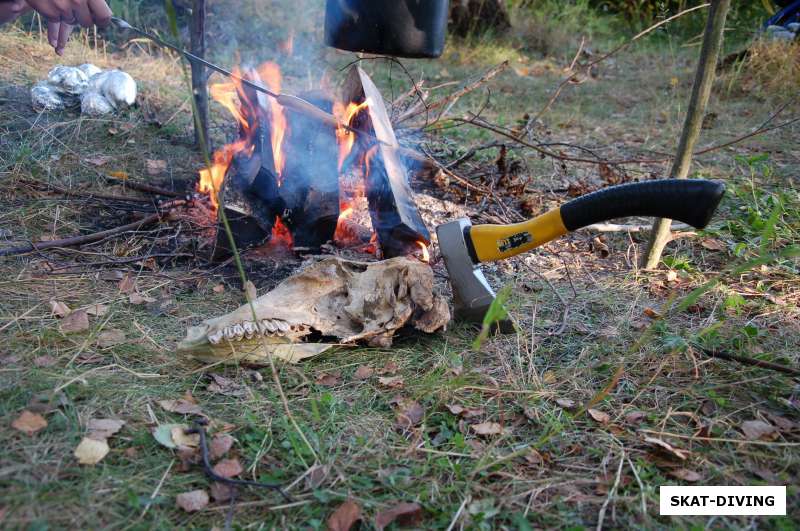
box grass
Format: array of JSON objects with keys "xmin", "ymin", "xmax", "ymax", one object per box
[{"xmin": 2, "ymin": 2, "xmax": 800, "ymax": 529}]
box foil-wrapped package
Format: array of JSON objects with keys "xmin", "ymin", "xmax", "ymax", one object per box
[
  {"xmin": 81, "ymin": 91, "xmax": 115, "ymax": 116},
  {"xmin": 47, "ymin": 65, "xmax": 89, "ymax": 95},
  {"xmin": 31, "ymin": 81, "xmax": 65, "ymax": 112},
  {"xmin": 89, "ymin": 70, "xmax": 137, "ymax": 109},
  {"xmin": 78, "ymin": 63, "xmax": 103, "ymax": 78}
]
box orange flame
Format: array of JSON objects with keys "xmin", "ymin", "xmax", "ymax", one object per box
[
  {"xmin": 417, "ymin": 242, "xmax": 429, "ymax": 262},
  {"xmin": 257, "ymin": 62, "xmax": 287, "ymax": 180},
  {"xmin": 270, "ymin": 216, "xmax": 293, "ymax": 248},
  {"xmin": 333, "ymin": 100, "xmax": 368, "ymax": 171}
]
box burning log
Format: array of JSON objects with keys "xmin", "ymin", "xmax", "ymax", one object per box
[{"xmin": 341, "ymin": 66, "xmax": 431, "ymax": 258}]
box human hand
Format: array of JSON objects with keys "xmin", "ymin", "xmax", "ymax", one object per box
[{"xmin": 25, "ymin": 0, "xmax": 113, "ymax": 55}]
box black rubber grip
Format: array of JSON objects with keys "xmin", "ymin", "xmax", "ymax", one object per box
[{"xmin": 559, "ymin": 179, "xmax": 725, "ymax": 231}]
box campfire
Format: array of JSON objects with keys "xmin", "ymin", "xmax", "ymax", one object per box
[{"xmin": 197, "ymin": 63, "xmax": 431, "ymax": 262}]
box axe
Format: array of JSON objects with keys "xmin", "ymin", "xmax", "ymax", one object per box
[{"xmin": 436, "ymin": 179, "xmax": 725, "ymax": 325}]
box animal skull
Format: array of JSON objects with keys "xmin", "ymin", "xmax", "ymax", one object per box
[{"xmin": 178, "ymin": 256, "xmax": 450, "ymax": 364}]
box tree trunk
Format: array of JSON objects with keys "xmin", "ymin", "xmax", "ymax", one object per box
[
  {"xmin": 641, "ymin": 0, "xmax": 731, "ymax": 269},
  {"xmin": 190, "ymin": 0, "xmax": 209, "ymax": 152},
  {"xmin": 449, "ymin": 0, "xmax": 511, "ymax": 37}
]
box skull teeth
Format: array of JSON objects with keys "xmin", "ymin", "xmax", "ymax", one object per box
[{"xmin": 210, "ymin": 319, "xmax": 297, "ymax": 344}]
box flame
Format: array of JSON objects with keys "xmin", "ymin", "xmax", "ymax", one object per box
[
  {"xmin": 417, "ymin": 242, "xmax": 429, "ymax": 262},
  {"xmin": 333, "ymin": 100, "xmax": 368, "ymax": 171},
  {"xmin": 333, "ymin": 206, "xmax": 354, "ymax": 242},
  {"xmin": 270, "ymin": 216, "xmax": 293, "ymax": 248},
  {"xmin": 257, "ymin": 62, "xmax": 287, "ymax": 180}
]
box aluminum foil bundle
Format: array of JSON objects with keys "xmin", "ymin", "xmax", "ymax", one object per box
[{"xmin": 30, "ymin": 64, "xmax": 137, "ymax": 115}]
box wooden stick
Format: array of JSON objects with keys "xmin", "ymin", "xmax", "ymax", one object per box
[
  {"xmin": 0, "ymin": 213, "xmax": 162, "ymax": 257},
  {"xmin": 699, "ymin": 347, "xmax": 800, "ymax": 377},
  {"xmin": 104, "ymin": 175, "xmax": 185, "ymax": 198}
]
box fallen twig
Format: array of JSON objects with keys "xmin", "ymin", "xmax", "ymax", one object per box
[
  {"xmin": 0, "ymin": 212, "xmax": 162, "ymax": 257},
  {"xmin": 105, "ymin": 174, "xmax": 186, "ymax": 198},
  {"xmin": 696, "ymin": 346, "xmax": 800, "ymax": 377},
  {"xmin": 188, "ymin": 418, "xmax": 291, "ymax": 502}
]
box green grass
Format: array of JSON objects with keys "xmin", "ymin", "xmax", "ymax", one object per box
[{"xmin": 2, "ymin": 2, "xmax": 799, "ymax": 529}]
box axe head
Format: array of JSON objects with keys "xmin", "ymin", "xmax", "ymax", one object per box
[{"xmin": 436, "ymin": 218, "xmax": 502, "ymax": 325}]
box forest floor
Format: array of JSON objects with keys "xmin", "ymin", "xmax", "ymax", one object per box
[{"xmin": 1, "ymin": 3, "xmax": 799, "ymax": 529}]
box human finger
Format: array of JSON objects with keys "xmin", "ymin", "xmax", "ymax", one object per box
[
  {"xmin": 73, "ymin": 2, "xmax": 93, "ymax": 27},
  {"xmin": 88, "ymin": 0, "xmax": 112, "ymax": 28},
  {"xmin": 56, "ymin": 22, "xmax": 73, "ymax": 55},
  {"xmin": 47, "ymin": 20, "xmax": 60, "ymax": 50}
]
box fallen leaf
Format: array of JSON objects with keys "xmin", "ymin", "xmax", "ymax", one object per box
[
  {"xmin": 12, "ymin": 410, "xmax": 47, "ymax": 435},
  {"xmin": 525, "ymin": 448, "xmax": 545, "ymax": 465},
  {"xmin": 96, "ymin": 329, "xmax": 125, "ymax": 348},
  {"xmin": 118, "ymin": 274, "xmax": 135, "ymax": 294},
  {"xmin": 85, "ymin": 304, "xmax": 109, "ymax": 317},
  {"xmin": 666, "ymin": 270, "xmax": 678, "ymax": 282},
  {"xmin": 354, "ymin": 366, "xmax": 374, "ymax": 379},
  {"xmin": 212, "ymin": 458, "xmax": 243, "ymax": 479},
  {"xmin": 587, "ymin": 409, "xmax": 610, "ymax": 424},
  {"xmin": 33, "ymin": 355, "xmax": 57, "ymax": 367},
  {"xmin": 158, "ymin": 398, "xmax": 203, "ymax": 415},
  {"xmin": 669, "ymin": 468, "xmax": 702, "ymax": 482},
  {"xmin": 395, "ymin": 399, "xmax": 424, "ymax": 429},
  {"xmin": 377, "ymin": 361, "xmax": 399, "ymax": 375},
  {"xmin": 375, "ymin": 502, "xmax": 423, "ymax": 530},
  {"xmin": 555, "ymin": 398, "xmax": 576, "ymax": 409},
  {"xmin": 305, "ymin": 464, "xmax": 329, "ymax": 490},
  {"xmin": 129, "ymin": 292, "xmax": 156, "ymax": 305},
  {"xmin": 99, "ymin": 270, "xmax": 124, "ymax": 281},
  {"xmin": 87, "ymin": 418, "xmax": 125, "ymax": 440},
  {"xmin": 1, "ymin": 354, "xmax": 21, "ymax": 365},
  {"xmin": 176, "ymin": 490, "xmax": 209, "ymax": 513},
  {"xmin": 471, "ymin": 422, "xmax": 504, "ymax": 436},
  {"xmin": 328, "ymin": 499, "xmax": 362, "ymax": 531},
  {"xmin": 85, "ymin": 155, "xmax": 112, "ymax": 166},
  {"xmin": 210, "ymin": 482, "xmax": 234, "ymax": 503},
  {"xmin": 378, "ymin": 376, "xmax": 404, "ymax": 389},
  {"xmin": 49, "ymin": 300, "xmax": 71, "ymax": 317},
  {"xmin": 701, "ymin": 238, "xmax": 726, "ymax": 251},
  {"xmin": 76, "ymin": 352, "xmax": 104, "ymax": 365},
  {"xmin": 624, "ymin": 411, "xmax": 646, "ymax": 425},
  {"xmin": 643, "ymin": 307, "xmax": 661, "ymax": 320},
  {"xmin": 152, "ymin": 423, "xmax": 191, "ymax": 449},
  {"xmin": 60, "ymin": 310, "xmax": 89, "ymax": 333},
  {"xmin": 764, "ymin": 412, "xmax": 798, "ymax": 432},
  {"xmin": 209, "ymin": 433, "xmax": 235, "ymax": 460},
  {"xmin": 74, "ymin": 437, "xmax": 109, "ymax": 465},
  {"xmin": 643, "ymin": 436, "xmax": 689, "ymax": 460},
  {"xmin": 146, "ymin": 159, "xmax": 167, "ymax": 176},
  {"xmin": 446, "ymin": 404, "xmax": 484, "ymax": 418},
  {"xmin": 172, "ymin": 426, "xmax": 200, "ymax": 449},
  {"xmin": 207, "ymin": 374, "xmax": 245, "ymax": 397},
  {"xmin": 212, "ymin": 284, "xmax": 225, "ymax": 294},
  {"xmin": 740, "ymin": 420, "xmax": 778, "ymax": 441},
  {"xmin": 315, "ymin": 372, "xmax": 341, "ymax": 387}
]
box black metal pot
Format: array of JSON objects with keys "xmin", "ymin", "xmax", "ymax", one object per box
[{"xmin": 324, "ymin": 0, "xmax": 450, "ymax": 59}]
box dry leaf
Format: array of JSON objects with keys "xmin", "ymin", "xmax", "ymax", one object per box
[
  {"xmin": 129, "ymin": 293, "xmax": 156, "ymax": 305},
  {"xmin": 212, "ymin": 458, "xmax": 243, "ymax": 479},
  {"xmin": 555, "ymin": 398, "xmax": 576, "ymax": 409},
  {"xmin": 377, "ymin": 361, "xmax": 399, "ymax": 375},
  {"xmin": 176, "ymin": 490, "xmax": 209, "ymax": 513},
  {"xmin": 212, "ymin": 284, "xmax": 225, "ymax": 294},
  {"xmin": 49, "ymin": 300, "xmax": 71, "ymax": 318},
  {"xmin": 643, "ymin": 307, "xmax": 661, "ymax": 319},
  {"xmin": 446, "ymin": 404, "xmax": 484, "ymax": 418},
  {"xmin": 378, "ymin": 376, "xmax": 404, "ymax": 389},
  {"xmin": 624, "ymin": 411, "xmax": 646, "ymax": 425},
  {"xmin": 644, "ymin": 436, "xmax": 689, "ymax": 460},
  {"xmin": 60, "ymin": 310, "xmax": 89, "ymax": 333},
  {"xmin": 146, "ymin": 159, "xmax": 167, "ymax": 175},
  {"xmin": 375, "ymin": 502, "xmax": 423, "ymax": 531},
  {"xmin": 669, "ymin": 468, "xmax": 702, "ymax": 482},
  {"xmin": 587, "ymin": 409, "xmax": 611, "ymax": 424},
  {"xmin": 118, "ymin": 274, "xmax": 135, "ymax": 294},
  {"xmin": 87, "ymin": 418, "xmax": 125, "ymax": 440},
  {"xmin": 210, "ymin": 482, "xmax": 234, "ymax": 503},
  {"xmin": 701, "ymin": 238, "xmax": 726, "ymax": 251},
  {"xmin": 170, "ymin": 426, "xmax": 200, "ymax": 448},
  {"xmin": 764, "ymin": 412, "xmax": 798, "ymax": 432},
  {"xmin": 315, "ymin": 372, "xmax": 341, "ymax": 387},
  {"xmin": 305, "ymin": 464, "xmax": 329, "ymax": 490},
  {"xmin": 666, "ymin": 270, "xmax": 678, "ymax": 282},
  {"xmin": 244, "ymin": 280, "xmax": 257, "ymax": 301},
  {"xmin": 85, "ymin": 155, "xmax": 112, "ymax": 166},
  {"xmin": 207, "ymin": 374, "xmax": 245, "ymax": 397},
  {"xmin": 395, "ymin": 399, "xmax": 424, "ymax": 429},
  {"xmin": 33, "ymin": 355, "xmax": 57, "ymax": 367},
  {"xmin": 740, "ymin": 420, "xmax": 778, "ymax": 441},
  {"xmin": 354, "ymin": 366, "xmax": 374, "ymax": 380},
  {"xmin": 328, "ymin": 499, "xmax": 362, "ymax": 531},
  {"xmin": 209, "ymin": 434, "xmax": 235, "ymax": 460},
  {"xmin": 74, "ymin": 437, "xmax": 109, "ymax": 465},
  {"xmin": 471, "ymin": 422, "xmax": 504, "ymax": 436},
  {"xmin": 159, "ymin": 398, "xmax": 203, "ymax": 416},
  {"xmin": 85, "ymin": 303, "xmax": 109, "ymax": 317},
  {"xmin": 12, "ymin": 410, "xmax": 47, "ymax": 435},
  {"xmin": 96, "ymin": 329, "xmax": 125, "ymax": 348}
]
